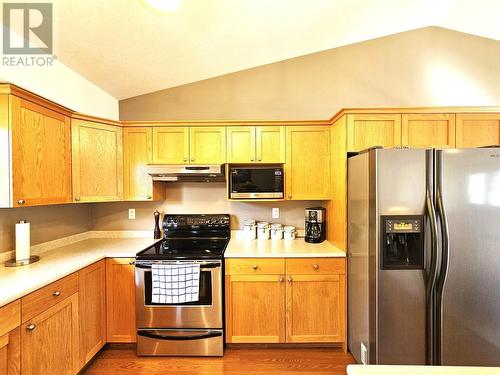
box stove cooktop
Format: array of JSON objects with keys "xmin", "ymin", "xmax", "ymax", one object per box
[{"xmin": 136, "ymin": 238, "xmax": 229, "ymax": 260}]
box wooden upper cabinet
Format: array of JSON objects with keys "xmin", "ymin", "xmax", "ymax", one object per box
[
  {"xmin": 189, "ymin": 127, "xmax": 226, "ymax": 164},
  {"xmin": 123, "ymin": 127, "xmax": 165, "ymax": 201},
  {"xmin": 456, "ymin": 114, "xmax": 500, "ymax": 148},
  {"xmin": 21, "ymin": 293, "xmax": 79, "ymax": 375},
  {"xmin": 152, "ymin": 127, "xmax": 189, "ymax": 164},
  {"xmin": 72, "ymin": 119, "xmax": 123, "ymax": 202},
  {"xmin": 106, "ymin": 258, "xmax": 136, "ymax": 343},
  {"xmin": 78, "ymin": 261, "xmax": 106, "ymax": 369},
  {"xmin": 256, "ymin": 126, "xmax": 285, "ymax": 163},
  {"xmin": 402, "ymin": 114, "xmax": 456, "ymax": 148},
  {"xmin": 285, "ymin": 126, "xmax": 331, "ymax": 200},
  {"xmin": 10, "ymin": 96, "xmax": 72, "ymax": 207},
  {"xmin": 227, "ymin": 126, "xmax": 255, "ymax": 163},
  {"xmin": 347, "ymin": 114, "xmax": 402, "ymax": 152}
]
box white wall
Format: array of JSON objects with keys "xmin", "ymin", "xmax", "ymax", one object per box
[{"xmin": 0, "ymin": 24, "xmax": 119, "ymax": 120}]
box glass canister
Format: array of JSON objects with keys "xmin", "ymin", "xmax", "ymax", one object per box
[
  {"xmin": 283, "ymin": 226, "xmax": 296, "ymax": 240},
  {"xmin": 256, "ymin": 221, "xmax": 270, "ymax": 240},
  {"xmin": 270, "ymin": 223, "xmax": 283, "ymax": 240},
  {"xmin": 242, "ymin": 219, "xmax": 256, "ymax": 240}
]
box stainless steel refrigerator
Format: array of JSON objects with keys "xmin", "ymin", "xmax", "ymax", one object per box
[{"xmin": 347, "ymin": 147, "xmax": 500, "ymax": 366}]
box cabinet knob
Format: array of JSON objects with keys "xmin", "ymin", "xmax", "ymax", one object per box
[
  {"xmin": 258, "ymin": 158, "xmax": 262, "ymax": 162},
  {"xmin": 250, "ymin": 157, "xmax": 254, "ymax": 162},
  {"xmin": 129, "ymin": 261, "xmax": 135, "ymax": 265},
  {"xmin": 17, "ymin": 199, "xmax": 25, "ymax": 205},
  {"xmin": 313, "ymin": 264, "xmax": 319, "ymax": 270},
  {"xmin": 146, "ymin": 195, "xmax": 152, "ymax": 200},
  {"xmin": 183, "ymin": 157, "xmax": 188, "ymax": 162},
  {"xmin": 52, "ymin": 291, "xmax": 61, "ymax": 297},
  {"xmin": 252, "ymin": 265, "xmax": 258, "ymax": 270},
  {"xmin": 75, "ymin": 196, "xmax": 80, "ymax": 202},
  {"xmin": 26, "ymin": 324, "xmax": 36, "ymax": 331},
  {"xmin": 404, "ymin": 145, "xmax": 410, "ymax": 149},
  {"xmin": 279, "ymin": 277, "xmax": 284, "ymax": 283},
  {"xmin": 191, "ymin": 157, "xmax": 195, "ymax": 162},
  {"xmin": 288, "ymin": 277, "xmax": 293, "ymax": 283},
  {"xmin": 288, "ymin": 195, "xmax": 292, "ymax": 199}
]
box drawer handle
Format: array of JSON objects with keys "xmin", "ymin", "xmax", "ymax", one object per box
[
  {"xmin": 26, "ymin": 324, "xmax": 36, "ymax": 331},
  {"xmin": 252, "ymin": 265, "xmax": 258, "ymax": 270},
  {"xmin": 17, "ymin": 199, "xmax": 25, "ymax": 205},
  {"xmin": 129, "ymin": 261, "xmax": 135, "ymax": 265},
  {"xmin": 52, "ymin": 291, "xmax": 61, "ymax": 297},
  {"xmin": 313, "ymin": 264, "xmax": 319, "ymax": 270},
  {"xmin": 288, "ymin": 277, "xmax": 293, "ymax": 283}
]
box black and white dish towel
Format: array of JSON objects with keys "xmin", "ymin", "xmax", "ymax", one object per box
[{"xmin": 151, "ymin": 263, "xmax": 200, "ymax": 304}]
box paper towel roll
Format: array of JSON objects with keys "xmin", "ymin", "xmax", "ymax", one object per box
[{"xmin": 15, "ymin": 221, "xmax": 30, "ymax": 261}]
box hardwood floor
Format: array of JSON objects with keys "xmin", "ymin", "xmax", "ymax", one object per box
[{"xmin": 83, "ymin": 346, "xmax": 356, "ymax": 374}]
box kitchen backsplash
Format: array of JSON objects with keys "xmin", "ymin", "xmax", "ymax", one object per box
[
  {"xmin": 0, "ymin": 204, "xmax": 92, "ymax": 254},
  {"xmin": 90, "ymin": 183, "xmax": 324, "ymax": 231}
]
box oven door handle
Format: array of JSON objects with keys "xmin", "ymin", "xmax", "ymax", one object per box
[
  {"xmin": 138, "ymin": 330, "xmax": 222, "ymax": 341},
  {"xmin": 135, "ymin": 262, "xmax": 221, "ymax": 270}
]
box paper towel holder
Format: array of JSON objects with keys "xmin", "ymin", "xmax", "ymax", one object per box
[{"xmin": 5, "ymin": 255, "xmax": 40, "ymax": 267}]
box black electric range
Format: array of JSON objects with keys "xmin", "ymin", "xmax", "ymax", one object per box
[{"xmin": 136, "ymin": 214, "xmax": 230, "ymax": 261}]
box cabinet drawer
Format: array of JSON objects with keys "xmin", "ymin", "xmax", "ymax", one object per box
[
  {"xmin": 0, "ymin": 300, "xmax": 20, "ymax": 337},
  {"xmin": 286, "ymin": 258, "xmax": 345, "ymax": 275},
  {"xmin": 225, "ymin": 258, "xmax": 285, "ymax": 275},
  {"xmin": 21, "ymin": 273, "xmax": 78, "ymax": 323}
]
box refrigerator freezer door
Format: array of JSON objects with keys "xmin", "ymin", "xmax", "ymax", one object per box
[{"xmin": 439, "ymin": 148, "xmax": 500, "ymax": 366}]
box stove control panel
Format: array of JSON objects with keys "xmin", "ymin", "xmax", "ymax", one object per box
[{"xmin": 163, "ymin": 214, "xmax": 230, "ymax": 229}]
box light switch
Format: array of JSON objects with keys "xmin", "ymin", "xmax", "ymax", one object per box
[
  {"xmin": 128, "ymin": 208, "xmax": 136, "ymax": 220},
  {"xmin": 272, "ymin": 207, "xmax": 280, "ymax": 219}
]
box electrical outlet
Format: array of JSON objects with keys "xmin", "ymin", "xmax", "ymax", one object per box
[
  {"xmin": 128, "ymin": 208, "xmax": 136, "ymax": 220},
  {"xmin": 272, "ymin": 207, "xmax": 280, "ymax": 219},
  {"xmin": 361, "ymin": 342, "xmax": 368, "ymax": 365}
]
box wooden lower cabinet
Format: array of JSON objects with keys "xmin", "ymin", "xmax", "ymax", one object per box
[
  {"xmin": 0, "ymin": 300, "xmax": 21, "ymax": 375},
  {"xmin": 225, "ymin": 257, "xmax": 346, "ymax": 346},
  {"xmin": 21, "ymin": 293, "xmax": 79, "ymax": 375},
  {"xmin": 78, "ymin": 260, "xmax": 106, "ymax": 368},
  {"xmin": 106, "ymin": 258, "xmax": 136, "ymax": 343}
]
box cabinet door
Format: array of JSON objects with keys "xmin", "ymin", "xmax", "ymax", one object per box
[
  {"xmin": 256, "ymin": 126, "xmax": 285, "ymax": 163},
  {"xmin": 78, "ymin": 261, "xmax": 106, "ymax": 368},
  {"xmin": 225, "ymin": 275, "xmax": 285, "ymax": 343},
  {"xmin": 347, "ymin": 114, "xmax": 402, "ymax": 152},
  {"xmin": 285, "ymin": 126, "xmax": 331, "ymax": 200},
  {"xmin": 11, "ymin": 96, "xmax": 72, "ymax": 207},
  {"xmin": 72, "ymin": 120, "xmax": 123, "ymax": 202},
  {"xmin": 402, "ymin": 114, "xmax": 456, "ymax": 148},
  {"xmin": 123, "ymin": 128, "xmax": 165, "ymax": 201},
  {"xmin": 0, "ymin": 328, "xmax": 20, "ymax": 375},
  {"xmin": 106, "ymin": 258, "xmax": 136, "ymax": 343},
  {"xmin": 226, "ymin": 127, "xmax": 255, "ymax": 163},
  {"xmin": 152, "ymin": 127, "xmax": 189, "ymax": 164},
  {"xmin": 189, "ymin": 127, "xmax": 226, "ymax": 164},
  {"xmin": 286, "ymin": 274, "xmax": 345, "ymax": 343},
  {"xmin": 456, "ymin": 114, "xmax": 500, "ymax": 148},
  {"xmin": 21, "ymin": 293, "xmax": 79, "ymax": 375}
]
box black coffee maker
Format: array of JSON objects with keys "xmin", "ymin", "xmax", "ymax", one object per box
[{"xmin": 305, "ymin": 207, "xmax": 326, "ymax": 243}]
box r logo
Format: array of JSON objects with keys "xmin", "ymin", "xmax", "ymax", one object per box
[{"xmin": 2, "ymin": 3, "xmax": 53, "ymax": 55}]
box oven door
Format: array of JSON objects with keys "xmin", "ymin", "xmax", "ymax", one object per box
[{"xmin": 135, "ymin": 260, "xmax": 222, "ymax": 329}]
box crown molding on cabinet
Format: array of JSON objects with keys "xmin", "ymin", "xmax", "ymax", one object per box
[{"xmin": 71, "ymin": 112, "xmax": 121, "ymax": 127}]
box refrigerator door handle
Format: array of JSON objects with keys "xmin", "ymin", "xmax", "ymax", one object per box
[
  {"xmin": 425, "ymin": 150, "xmax": 439, "ymax": 365},
  {"xmin": 434, "ymin": 150, "xmax": 450, "ymax": 365}
]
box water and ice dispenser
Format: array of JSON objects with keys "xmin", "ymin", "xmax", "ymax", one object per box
[{"xmin": 380, "ymin": 215, "xmax": 424, "ymax": 270}]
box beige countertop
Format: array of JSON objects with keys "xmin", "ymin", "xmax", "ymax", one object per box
[
  {"xmin": 0, "ymin": 234, "xmax": 158, "ymax": 307},
  {"xmin": 224, "ymin": 237, "xmax": 345, "ymax": 258},
  {"xmin": 347, "ymin": 365, "xmax": 500, "ymax": 374}
]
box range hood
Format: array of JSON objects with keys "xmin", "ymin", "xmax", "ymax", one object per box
[{"xmin": 146, "ymin": 164, "xmax": 225, "ymax": 182}]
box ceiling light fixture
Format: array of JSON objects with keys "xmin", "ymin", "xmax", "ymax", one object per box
[{"xmin": 143, "ymin": 0, "xmax": 182, "ymax": 12}]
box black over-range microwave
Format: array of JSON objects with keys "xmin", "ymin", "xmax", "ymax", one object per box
[{"xmin": 228, "ymin": 166, "xmax": 284, "ymax": 199}]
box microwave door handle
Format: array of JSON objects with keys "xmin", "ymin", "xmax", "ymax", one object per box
[{"xmin": 138, "ymin": 330, "xmax": 222, "ymax": 341}]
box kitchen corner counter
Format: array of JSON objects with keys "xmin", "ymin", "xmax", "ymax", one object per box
[
  {"xmin": 224, "ymin": 237, "xmax": 345, "ymax": 258},
  {"xmin": 0, "ymin": 235, "xmax": 158, "ymax": 307}
]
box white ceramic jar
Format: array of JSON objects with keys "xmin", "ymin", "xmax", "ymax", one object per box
[
  {"xmin": 256, "ymin": 221, "xmax": 270, "ymax": 240},
  {"xmin": 283, "ymin": 226, "xmax": 296, "ymax": 240},
  {"xmin": 242, "ymin": 219, "xmax": 257, "ymax": 240},
  {"xmin": 270, "ymin": 224, "xmax": 283, "ymax": 240}
]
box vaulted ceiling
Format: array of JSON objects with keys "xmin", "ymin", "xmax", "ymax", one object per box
[{"xmin": 52, "ymin": 0, "xmax": 500, "ymax": 100}]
